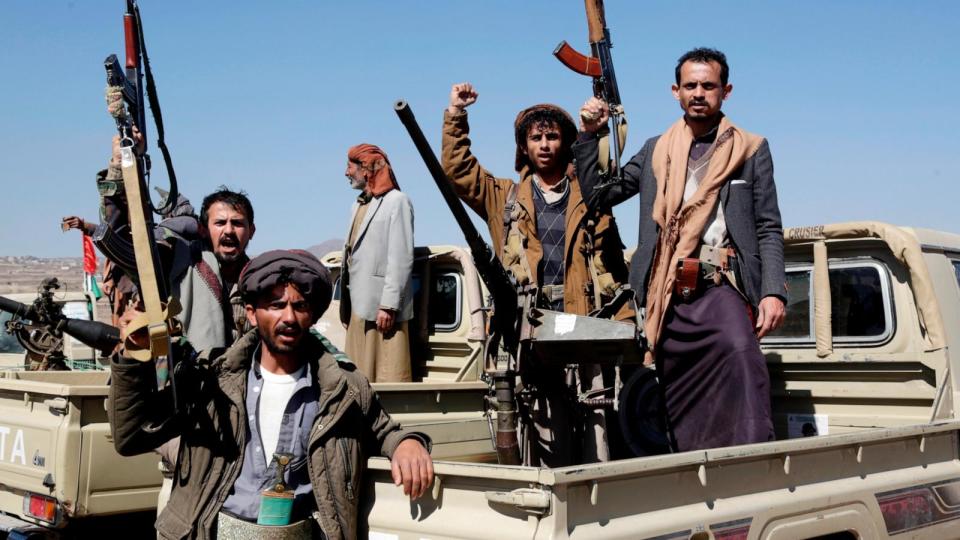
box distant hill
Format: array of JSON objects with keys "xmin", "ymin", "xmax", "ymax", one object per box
[
  {"xmin": 0, "ymin": 256, "xmax": 84, "ymax": 295},
  {"xmin": 307, "ymin": 239, "xmax": 343, "ymax": 260}
]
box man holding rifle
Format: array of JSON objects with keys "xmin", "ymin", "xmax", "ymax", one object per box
[
  {"xmin": 109, "ymin": 250, "xmax": 433, "ymax": 539},
  {"xmin": 100, "ymin": 100, "xmax": 258, "ymax": 513},
  {"xmin": 575, "ymin": 48, "xmax": 785, "ymax": 451},
  {"xmin": 442, "ymin": 83, "xmax": 633, "ymax": 466}
]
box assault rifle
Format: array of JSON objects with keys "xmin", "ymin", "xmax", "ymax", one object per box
[
  {"xmin": 395, "ymin": 101, "xmax": 642, "ymax": 465},
  {"xmin": 99, "ymin": 1, "xmax": 182, "ymax": 421},
  {"xmin": 554, "ymin": 0, "xmax": 626, "ymax": 185},
  {"xmin": 0, "ymin": 279, "xmax": 120, "ymax": 368}
]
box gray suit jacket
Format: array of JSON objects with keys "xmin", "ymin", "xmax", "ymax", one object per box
[
  {"xmin": 573, "ymin": 133, "xmax": 786, "ymax": 308},
  {"xmin": 343, "ymin": 189, "xmax": 415, "ymax": 322}
]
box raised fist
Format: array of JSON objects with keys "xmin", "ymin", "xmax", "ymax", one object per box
[
  {"xmin": 579, "ymin": 96, "xmax": 610, "ymax": 133},
  {"xmin": 448, "ymin": 83, "xmax": 478, "ymax": 114}
]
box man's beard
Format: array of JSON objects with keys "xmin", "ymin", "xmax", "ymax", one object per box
[
  {"xmin": 259, "ymin": 323, "xmax": 303, "ymax": 354},
  {"xmin": 216, "ymin": 251, "xmax": 243, "ymax": 263},
  {"xmin": 348, "ymin": 173, "xmax": 367, "ymax": 191}
]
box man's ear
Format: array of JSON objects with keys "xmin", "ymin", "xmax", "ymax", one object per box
[
  {"xmin": 722, "ymin": 83, "xmax": 733, "ymax": 101},
  {"xmin": 199, "ymin": 222, "xmax": 210, "ymax": 240},
  {"xmin": 248, "ymin": 223, "xmax": 256, "ymax": 241},
  {"xmin": 671, "ymin": 83, "xmax": 681, "ymax": 102},
  {"xmin": 245, "ymin": 304, "xmax": 257, "ymax": 328}
]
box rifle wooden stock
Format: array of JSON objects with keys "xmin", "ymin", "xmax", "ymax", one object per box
[
  {"xmin": 555, "ymin": 0, "xmax": 626, "ymax": 183},
  {"xmin": 554, "ymin": 41, "xmax": 601, "ymax": 78},
  {"xmin": 124, "ymin": 14, "xmax": 138, "ymax": 69},
  {"xmin": 585, "ymin": 0, "xmax": 606, "ymax": 43}
]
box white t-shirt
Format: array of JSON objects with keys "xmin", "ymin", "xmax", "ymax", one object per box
[{"xmin": 258, "ymin": 364, "xmax": 305, "ymax": 462}]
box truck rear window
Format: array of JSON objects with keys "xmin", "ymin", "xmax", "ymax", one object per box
[
  {"xmin": 428, "ymin": 273, "xmax": 461, "ymax": 331},
  {"xmin": 767, "ymin": 261, "xmax": 893, "ymax": 344}
]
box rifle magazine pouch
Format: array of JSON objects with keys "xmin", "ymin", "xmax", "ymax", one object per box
[
  {"xmin": 504, "ymin": 234, "xmax": 531, "ymax": 285},
  {"xmin": 596, "ymin": 271, "xmax": 617, "ymax": 298}
]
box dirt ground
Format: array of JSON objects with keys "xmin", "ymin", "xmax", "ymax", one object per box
[{"xmin": 0, "ymin": 257, "xmax": 113, "ymax": 321}]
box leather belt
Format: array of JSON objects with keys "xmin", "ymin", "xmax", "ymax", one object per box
[
  {"xmin": 217, "ymin": 512, "xmax": 315, "ymax": 539},
  {"xmin": 674, "ymin": 245, "xmax": 737, "ymax": 301}
]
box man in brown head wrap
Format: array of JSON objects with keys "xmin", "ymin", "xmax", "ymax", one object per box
[
  {"xmin": 108, "ymin": 250, "xmax": 433, "ymax": 539},
  {"xmin": 440, "ymin": 82, "xmax": 634, "ymax": 467},
  {"xmin": 341, "ymin": 144, "xmax": 415, "ymax": 382}
]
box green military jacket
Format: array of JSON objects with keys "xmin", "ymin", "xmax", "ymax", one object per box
[{"xmin": 108, "ymin": 330, "xmax": 419, "ymax": 539}]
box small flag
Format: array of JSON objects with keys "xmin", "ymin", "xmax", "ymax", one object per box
[{"xmin": 82, "ymin": 235, "xmax": 103, "ymax": 300}]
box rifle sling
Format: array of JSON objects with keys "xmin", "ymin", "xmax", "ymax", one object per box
[
  {"xmin": 131, "ymin": 1, "xmax": 178, "ymax": 216},
  {"xmin": 120, "ymin": 145, "xmax": 170, "ymax": 360}
]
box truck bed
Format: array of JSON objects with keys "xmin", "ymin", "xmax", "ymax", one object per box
[{"xmin": 365, "ymin": 420, "xmax": 960, "ymax": 539}]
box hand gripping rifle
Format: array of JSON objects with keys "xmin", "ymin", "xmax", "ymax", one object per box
[
  {"xmin": 0, "ymin": 279, "xmax": 120, "ymax": 368},
  {"xmin": 395, "ymin": 101, "xmax": 643, "ymax": 465},
  {"xmin": 554, "ymin": 0, "xmax": 626, "ymax": 186},
  {"xmin": 101, "ymin": 1, "xmax": 183, "ymax": 424}
]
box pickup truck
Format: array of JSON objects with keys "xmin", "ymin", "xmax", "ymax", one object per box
[
  {"xmin": 356, "ymin": 222, "xmax": 960, "ymax": 539},
  {"xmin": 2, "ymin": 222, "xmax": 959, "ymax": 539}
]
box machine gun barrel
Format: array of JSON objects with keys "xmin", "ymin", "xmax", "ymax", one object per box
[
  {"xmin": 0, "ymin": 296, "xmax": 37, "ymax": 321},
  {"xmin": 394, "ymin": 100, "xmax": 522, "ymax": 465},
  {"xmin": 59, "ymin": 318, "xmax": 121, "ymax": 354},
  {"xmin": 393, "ymin": 100, "xmax": 519, "ymax": 348},
  {"xmin": 0, "ymin": 295, "xmax": 120, "ymax": 354}
]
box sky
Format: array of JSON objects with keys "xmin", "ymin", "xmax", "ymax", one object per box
[{"xmin": 0, "ymin": 1, "xmax": 957, "ymax": 257}]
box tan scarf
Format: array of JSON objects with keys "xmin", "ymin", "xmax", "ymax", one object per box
[{"xmin": 643, "ymin": 115, "xmax": 764, "ymax": 364}]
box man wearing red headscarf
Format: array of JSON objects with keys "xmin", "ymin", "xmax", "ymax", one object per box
[{"xmin": 340, "ymin": 144, "xmax": 415, "ymax": 382}]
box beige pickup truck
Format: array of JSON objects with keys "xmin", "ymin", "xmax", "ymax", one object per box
[
  {"xmin": 354, "ymin": 222, "xmax": 960, "ymax": 539},
  {"xmin": 1, "ymin": 222, "xmax": 958, "ymax": 539}
]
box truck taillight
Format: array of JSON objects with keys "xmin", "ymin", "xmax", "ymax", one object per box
[{"xmin": 23, "ymin": 493, "xmax": 57, "ymax": 523}]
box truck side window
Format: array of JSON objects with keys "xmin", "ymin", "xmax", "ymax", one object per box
[
  {"xmin": 428, "ymin": 273, "xmax": 462, "ymax": 332},
  {"xmin": 767, "ymin": 261, "xmax": 893, "ymax": 344},
  {"xmin": 952, "ymin": 260, "xmax": 960, "ymax": 290}
]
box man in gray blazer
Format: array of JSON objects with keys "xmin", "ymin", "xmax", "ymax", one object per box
[
  {"xmin": 574, "ymin": 48, "xmax": 786, "ymax": 452},
  {"xmin": 340, "ymin": 144, "xmax": 415, "ymax": 382}
]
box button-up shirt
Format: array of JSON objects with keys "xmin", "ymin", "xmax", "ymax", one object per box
[{"xmin": 221, "ymin": 348, "xmax": 320, "ymax": 522}]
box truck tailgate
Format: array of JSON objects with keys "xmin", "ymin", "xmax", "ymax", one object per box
[{"xmin": 0, "ymin": 372, "xmax": 161, "ymax": 526}]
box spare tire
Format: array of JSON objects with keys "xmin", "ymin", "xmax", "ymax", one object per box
[{"xmin": 618, "ymin": 367, "xmax": 672, "ymax": 457}]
